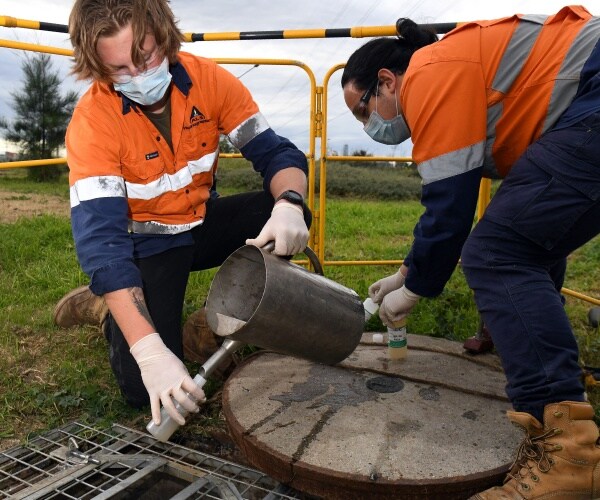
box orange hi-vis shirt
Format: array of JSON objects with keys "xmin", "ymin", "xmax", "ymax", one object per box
[
  {"xmin": 401, "ymin": 5, "xmax": 600, "ymax": 186},
  {"xmin": 400, "ymin": 6, "xmax": 600, "ymax": 298},
  {"xmin": 66, "ymin": 52, "xmax": 307, "ymax": 295},
  {"xmin": 67, "ymin": 52, "xmax": 268, "ymax": 234}
]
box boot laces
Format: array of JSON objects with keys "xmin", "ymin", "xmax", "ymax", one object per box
[{"xmin": 506, "ymin": 427, "xmax": 560, "ymax": 490}]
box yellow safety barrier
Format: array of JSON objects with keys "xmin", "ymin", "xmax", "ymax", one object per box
[
  {"xmin": 0, "ymin": 20, "xmax": 597, "ymax": 309},
  {"xmin": 0, "ymin": 158, "xmax": 67, "ymax": 170},
  {"xmin": 0, "ymin": 38, "xmax": 72, "ymax": 56},
  {"xmin": 0, "ymin": 15, "xmax": 68, "ymax": 33},
  {"xmin": 0, "ymin": 15, "xmax": 457, "ymax": 39}
]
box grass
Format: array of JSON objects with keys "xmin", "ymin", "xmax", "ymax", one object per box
[
  {"xmin": 322, "ymin": 197, "xmax": 600, "ymax": 345},
  {"xmin": 0, "ymin": 170, "xmax": 71, "ymax": 198},
  {"xmin": 0, "ymin": 163, "xmax": 599, "ymax": 450}
]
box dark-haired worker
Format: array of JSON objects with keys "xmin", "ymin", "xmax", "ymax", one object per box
[{"xmin": 342, "ymin": 9, "xmax": 600, "ymax": 499}]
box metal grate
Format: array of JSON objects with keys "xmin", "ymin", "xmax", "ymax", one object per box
[{"xmin": 0, "ymin": 422, "xmax": 307, "ymax": 499}]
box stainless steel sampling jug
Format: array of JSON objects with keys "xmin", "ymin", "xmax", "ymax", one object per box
[{"xmin": 205, "ymin": 244, "xmax": 364, "ymax": 365}]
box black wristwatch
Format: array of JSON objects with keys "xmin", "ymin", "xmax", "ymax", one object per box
[
  {"xmin": 275, "ymin": 190, "xmax": 304, "ymax": 207},
  {"xmin": 275, "ymin": 190, "xmax": 307, "ymax": 218}
]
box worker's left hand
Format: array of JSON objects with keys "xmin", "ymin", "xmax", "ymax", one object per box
[
  {"xmin": 368, "ymin": 267, "xmax": 407, "ymax": 304},
  {"xmin": 246, "ymin": 202, "xmax": 309, "ymax": 256},
  {"xmin": 130, "ymin": 333, "xmax": 205, "ymax": 426},
  {"xmin": 379, "ymin": 285, "xmax": 421, "ymax": 327}
]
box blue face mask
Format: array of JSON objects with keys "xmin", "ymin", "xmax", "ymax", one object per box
[
  {"xmin": 113, "ymin": 57, "xmax": 172, "ymax": 106},
  {"xmin": 363, "ymin": 89, "xmax": 411, "ymax": 145}
]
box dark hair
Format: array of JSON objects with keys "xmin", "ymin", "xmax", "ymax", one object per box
[{"xmin": 341, "ymin": 18, "xmax": 438, "ymax": 90}]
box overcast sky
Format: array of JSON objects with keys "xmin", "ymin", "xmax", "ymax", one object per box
[{"xmin": 1, "ymin": 0, "xmax": 596, "ymax": 157}]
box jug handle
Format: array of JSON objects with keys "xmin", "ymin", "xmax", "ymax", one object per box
[{"xmin": 261, "ymin": 241, "xmax": 324, "ymax": 276}]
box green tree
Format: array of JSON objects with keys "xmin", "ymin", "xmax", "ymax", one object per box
[{"xmin": 0, "ymin": 53, "xmax": 78, "ymax": 181}]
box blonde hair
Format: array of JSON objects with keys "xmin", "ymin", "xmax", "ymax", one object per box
[{"xmin": 69, "ymin": 0, "xmax": 185, "ymax": 82}]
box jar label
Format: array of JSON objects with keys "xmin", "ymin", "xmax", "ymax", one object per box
[{"xmin": 388, "ymin": 328, "xmax": 407, "ymax": 348}]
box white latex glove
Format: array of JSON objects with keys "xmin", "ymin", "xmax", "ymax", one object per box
[
  {"xmin": 130, "ymin": 333, "xmax": 205, "ymax": 426},
  {"xmin": 379, "ymin": 285, "xmax": 420, "ymax": 327},
  {"xmin": 368, "ymin": 267, "xmax": 407, "ymax": 304},
  {"xmin": 246, "ymin": 202, "xmax": 309, "ymax": 256}
]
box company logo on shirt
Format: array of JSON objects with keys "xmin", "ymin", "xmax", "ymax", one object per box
[
  {"xmin": 190, "ymin": 106, "xmax": 206, "ymax": 124},
  {"xmin": 145, "ymin": 151, "xmax": 159, "ymax": 160}
]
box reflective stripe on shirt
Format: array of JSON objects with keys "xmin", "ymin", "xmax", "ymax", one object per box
[
  {"xmin": 418, "ymin": 141, "xmax": 485, "ymax": 185},
  {"xmin": 70, "ymin": 175, "xmax": 207, "ymax": 235},
  {"xmin": 491, "ymin": 15, "xmax": 547, "ymax": 94},
  {"xmin": 128, "ymin": 218, "xmax": 203, "ymax": 234},
  {"xmin": 483, "ymin": 16, "xmax": 546, "ymax": 178},
  {"xmin": 70, "ymin": 175, "xmax": 126, "ymax": 208},
  {"xmin": 542, "ymin": 16, "xmax": 600, "ymax": 133},
  {"xmin": 126, "ymin": 150, "xmax": 217, "ymax": 201},
  {"xmin": 410, "ymin": 8, "xmax": 600, "ymax": 185},
  {"xmin": 70, "ymin": 149, "xmax": 217, "ymax": 205},
  {"xmin": 227, "ymin": 111, "xmax": 270, "ymax": 150}
]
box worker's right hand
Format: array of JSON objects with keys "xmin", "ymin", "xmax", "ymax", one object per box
[
  {"xmin": 130, "ymin": 333, "xmax": 205, "ymax": 426},
  {"xmin": 246, "ymin": 202, "xmax": 309, "ymax": 256},
  {"xmin": 368, "ymin": 267, "xmax": 407, "ymax": 304},
  {"xmin": 379, "ymin": 285, "xmax": 420, "ymax": 327}
]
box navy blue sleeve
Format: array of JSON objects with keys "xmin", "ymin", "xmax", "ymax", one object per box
[
  {"xmin": 71, "ymin": 196, "xmax": 143, "ymax": 295},
  {"xmin": 239, "ymin": 128, "xmax": 308, "ymax": 191},
  {"xmin": 405, "ymin": 167, "xmax": 483, "ymax": 297},
  {"xmin": 403, "ymin": 247, "xmax": 414, "ymax": 268}
]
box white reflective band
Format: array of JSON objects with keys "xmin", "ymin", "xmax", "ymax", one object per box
[
  {"xmin": 70, "ymin": 175, "xmax": 126, "ymax": 208},
  {"xmin": 126, "ymin": 150, "xmax": 218, "ymax": 200},
  {"xmin": 70, "ymin": 150, "xmax": 218, "ymax": 206},
  {"xmin": 482, "ymin": 16, "xmax": 546, "ymax": 178},
  {"xmin": 227, "ymin": 112, "xmax": 270, "ymax": 150},
  {"xmin": 128, "ymin": 218, "xmax": 204, "ymax": 235},
  {"xmin": 491, "ymin": 16, "xmax": 546, "ymax": 94},
  {"xmin": 542, "ymin": 16, "xmax": 600, "ymax": 133},
  {"xmin": 418, "ymin": 141, "xmax": 485, "ymax": 185}
]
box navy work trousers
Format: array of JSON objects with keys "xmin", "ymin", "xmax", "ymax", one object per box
[
  {"xmin": 461, "ymin": 112, "xmax": 600, "ymax": 421},
  {"xmin": 104, "ymin": 191, "xmax": 304, "ymax": 408}
]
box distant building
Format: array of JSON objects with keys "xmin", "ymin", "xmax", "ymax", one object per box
[
  {"xmin": 343, "ymin": 144, "xmax": 349, "ymax": 156},
  {"xmin": 0, "ymin": 151, "xmax": 17, "ymax": 162},
  {"xmin": 0, "ymin": 137, "xmax": 18, "ymax": 162}
]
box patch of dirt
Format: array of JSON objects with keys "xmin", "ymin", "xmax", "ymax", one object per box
[
  {"xmin": 0, "ymin": 439, "xmax": 20, "ymax": 452},
  {"xmin": 0, "ymin": 189, "xmax": 70, "ymax": 224}
]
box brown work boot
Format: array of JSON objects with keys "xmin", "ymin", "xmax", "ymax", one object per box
[
  {"xmin": 470, "ymin": 401, "xmax": 600, "ymax": 499},
  {"xmin": 182, "ymin": 307, "xmax": 234, "ymax": 379},
  {"xmin": 53, "ymin": 285, "xmax": 108, "ymax": 328}
]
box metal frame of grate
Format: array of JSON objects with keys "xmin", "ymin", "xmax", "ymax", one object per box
[{"xmin": 0, "ymin": 421, "xmax": 306, "ymax": 499}]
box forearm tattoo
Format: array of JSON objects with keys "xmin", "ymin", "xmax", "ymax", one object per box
[{"xmin": 128, "ymin": 287, "xmax": 156, "ymax": 329}]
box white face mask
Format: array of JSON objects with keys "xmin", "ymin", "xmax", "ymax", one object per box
[
  {"xmin": 113, "ymin": 57, "xmax": 172, "ymax": 106},
  {"xmin": 363, "ymin": 89, "xmax": 411, "ymax": 145}
]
